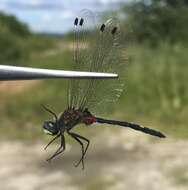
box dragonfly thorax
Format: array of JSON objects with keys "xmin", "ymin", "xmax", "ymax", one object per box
[{"xmin": 59, "ymin": 108, "xmax": 96, "ymax": 128}]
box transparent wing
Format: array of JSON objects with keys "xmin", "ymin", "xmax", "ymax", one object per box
[
  {"xmin": 67, "ymin": 10, "xmax": 127, "ymax": 112},
  {"xmin": 67, "ymin": 9, "xmax": 97, "ymax": 109}
]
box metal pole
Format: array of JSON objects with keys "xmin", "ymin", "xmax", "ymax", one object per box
[{"xmin": 0, "ymin": 65, "xmax": 118, "ymax": 81}]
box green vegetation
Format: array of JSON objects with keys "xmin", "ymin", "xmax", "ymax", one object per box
[
  {"xmin": 121, "ymin": 43, "xmax": 188, "ymax": 138},
  {"xmin": 0, "ymin": 12, "xmax": 30, "ymax": 37},
  {"xmin": 0, "ymin": 43, "xmax": 187, "ymax": 140},
  {"xmin": 0, "ymin": 12, "xmax": 30, "ymax": 63},
  {"xmin": 123, "ymin": 0, "xmax": 188, "ymax": 45},
  {"xmin": 0, "ymin": 12, "xmax": 55, "ymax": 64},
  {"xmin": 170, "ymin": 167, "xmax": 188, "ymax": 186},
  {"xmin": 0, "ymin": 5, "xmax": 187, "ymax": 140}
]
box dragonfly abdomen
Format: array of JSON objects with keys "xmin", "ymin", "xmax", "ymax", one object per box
[{"xmin": 96, "ymin": 117, "xmax": 166, "ymax": 138}]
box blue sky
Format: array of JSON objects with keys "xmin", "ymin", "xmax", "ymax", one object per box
[{"xmin": 0, "ymin": 0, "xmax": 129, "ymax": 34}]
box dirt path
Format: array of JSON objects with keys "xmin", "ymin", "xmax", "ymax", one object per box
[
  {"xmin": 0, "ymin": 129, "xmax": 187, "ymax": 190},
  {"xmin": 0, "ymin": 81, "xmax": 40, "ymax": 94}
]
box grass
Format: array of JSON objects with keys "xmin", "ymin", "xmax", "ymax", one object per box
[
  {"xmin": 119, "ymin": 42, "xmax": 188, "ymax": 137},
  {"xmin": 169, "ymin": 167, "xmax": 188, "ymax": 186},
  {"xmin": 0, "ymin": 41, "xmax": 187, "ymax": 140}
]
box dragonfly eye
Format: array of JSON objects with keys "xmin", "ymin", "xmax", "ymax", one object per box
[
  {"xmin": 43, "ymin": 121, "xmax": 58, "ymax": 135},
  {"xmin": 79, "ymin": 18, "xmax": 84, "ymax": 26},
  {"xmin": 74, "ymin": 17, "xmax": 79, "ymax": 26},
  {"xmin": 100, "ymin": 24, "xmax": 105, "ymax": 32},
  {"xmin": 111, "ymin": 27, "xmax": 118, "ymax": 35}
]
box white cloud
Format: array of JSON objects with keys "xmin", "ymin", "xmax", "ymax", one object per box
[
  {"xmin": 99, "ymin": 0, "xmax": 123, "ymax": 4},
  {"xmin": 60, "ymin": 10, "xmax": 74, "ymax": 19},
  {"xmin": 42, "ymin": 12, "xmax": 51, "ymax": 22},
  {"xmin": 30, "ymin": 0, "xmax": 42, "ymax": 6}
]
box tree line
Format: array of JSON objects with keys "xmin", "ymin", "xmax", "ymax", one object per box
[
  {"xmin": 122, "ymin": 0, "xmax": 188, "ymax": 45},
  {"xmin": 0, "ymin": 12, "xmax": 30, "ymax": 63}
]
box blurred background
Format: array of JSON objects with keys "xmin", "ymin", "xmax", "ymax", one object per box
[{"xmin": 0, "ymin": 0, "xmax": 188, "ymax": 190}]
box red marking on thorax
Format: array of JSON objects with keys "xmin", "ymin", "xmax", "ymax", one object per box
[{"xmin": 82, "ymin": 116, "xmax": 96, "ymax": 125}]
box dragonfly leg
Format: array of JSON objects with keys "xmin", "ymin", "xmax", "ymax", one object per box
[
  {"xmin": 67, "ymin": 130, "xmax": 90, "ymax": 169},
  {"xmin": 41, "ymin": 104, "xmax": 58, "ymax": 121},
  {"xmin": 68, "ymin": 132, "xmax": 85, "ymax": 169},
  {"xmin": 44, "ymin": 134, "xmax": 60, "ymax": 150},
  {"xmin": 46, "ymin": 133, "xmax": 65, "ymax": 162},
  {"xmin": 73, "ymin": 134, "xmax": 90, "ymax": 167}
]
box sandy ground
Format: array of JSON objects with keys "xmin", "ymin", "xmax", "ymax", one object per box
[
  {"xmin": 0, "ymin": 81, "xmax": 40, "ymax": 94},
  {"xmin": 0, "ymin": 129, "xmax": 188, "ymax": 190}
]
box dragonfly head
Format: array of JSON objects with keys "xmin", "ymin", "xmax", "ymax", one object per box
[{"xmin": 43, "ymin": 121, "xmax": 59, "ymax": 136}]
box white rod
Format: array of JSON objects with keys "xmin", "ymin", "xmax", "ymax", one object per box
[{"xmin": 0, "ymin": 65, "xmax": 118, "ymax": 81}]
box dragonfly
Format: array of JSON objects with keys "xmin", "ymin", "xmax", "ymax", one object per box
[{"xmin": 42, "ymin": 10, "xmax": 165, "ymax": 169}]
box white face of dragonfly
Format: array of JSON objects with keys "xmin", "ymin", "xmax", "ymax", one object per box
[
  {"xmin": 43, "ymin": 129, "xmax": 53, "ymax": 135},
  {"xmin": 43, "ymin": 121, "xmax": 58, "ymax": 136}
]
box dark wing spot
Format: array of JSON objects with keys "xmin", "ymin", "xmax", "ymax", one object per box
[
  {"xmin": 74, "ymin": 17, "xmax": 79, "ymax": 26},
  {"xmin": 111, "ymin": 27, "xmax": 118, "ymax": 35},
  {"xmin": 100, "ymin": 24, "xmax": 105, "ymax": 32},
  {"xmin": 79, "ymin": 18, "xmax": 84, "ymax": 26}
]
